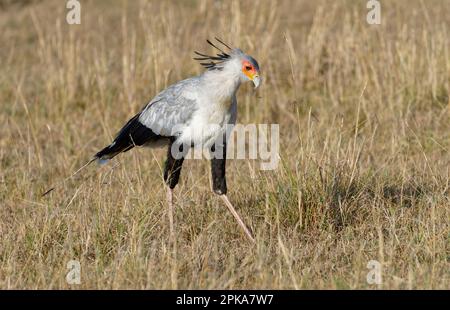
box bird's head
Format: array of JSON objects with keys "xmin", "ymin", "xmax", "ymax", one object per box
[
  {"xmin": 239, "ymin": 53, "xmax": 261, "ymax": 88},
  {"xmin": 194, "ymin": 38, "xmax": 261, "ymax": 89}
]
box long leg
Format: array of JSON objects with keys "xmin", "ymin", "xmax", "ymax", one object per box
[
  {"xmin": 164, "ymin": 140, "xmax": 185, "ymax": 237},
  {"xmin": 211, "ymin": 142, "xmax": 255, "ymax": 243}
]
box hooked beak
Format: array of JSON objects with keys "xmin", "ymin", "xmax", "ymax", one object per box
[{"xmin": 252, "ymin": 75, "xmax": 261, "ymax": 89}]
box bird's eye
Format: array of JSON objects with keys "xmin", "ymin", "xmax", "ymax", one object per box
[{"xmin": 245, "ymin": 66, "xmax": 252, "ymax": 71}]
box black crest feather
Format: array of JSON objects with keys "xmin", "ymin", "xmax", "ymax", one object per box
[{"xmin": 194, "ymin": 37, "xmax": 232, "ymax": 70}]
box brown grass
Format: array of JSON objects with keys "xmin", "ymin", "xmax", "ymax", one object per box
[{"xmin": 0, "ymin": 0, "xmax": 449, "ymax": 289}]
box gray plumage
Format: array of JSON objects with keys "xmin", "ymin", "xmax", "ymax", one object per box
[{"xmin": 139, "ymin": 78, "xmax": 199, "ymax": 137}]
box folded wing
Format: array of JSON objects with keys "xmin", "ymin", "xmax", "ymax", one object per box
[{"xmin": 95, "ymin": 78, "xmax": 198, "ymax": 161}]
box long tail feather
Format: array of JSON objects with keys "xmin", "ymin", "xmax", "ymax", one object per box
[{"xmin": 41, "ymin": 158, "xmax": 96, "ymax": 197}]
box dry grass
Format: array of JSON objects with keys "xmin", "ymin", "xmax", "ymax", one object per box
[{"xmin": 0, "ymin": 0, "xmax": 449, "ymax": 289}]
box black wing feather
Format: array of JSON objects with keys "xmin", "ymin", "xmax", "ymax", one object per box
[{"xmin": 95, "ymin": 113, "xmax": 159, "ymax": 160}]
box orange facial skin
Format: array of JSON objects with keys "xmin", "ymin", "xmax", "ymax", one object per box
[{"xmin": 242, "ymin": 60, "xmax": 258, "ymax": 80}]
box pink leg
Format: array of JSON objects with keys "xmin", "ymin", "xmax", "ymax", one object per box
[{"xmin": 220, "ymin": 195, "xmax": 255, "ymax": 243}]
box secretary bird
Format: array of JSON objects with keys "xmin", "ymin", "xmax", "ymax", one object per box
[{"xmin": 46, "ymin": 38, "xmax": 260, "ymax": 242}]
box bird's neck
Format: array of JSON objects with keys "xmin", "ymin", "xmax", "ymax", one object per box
[{"xmin": 202, "ymin": 69, "xmax": 241, "ymax": 103}]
